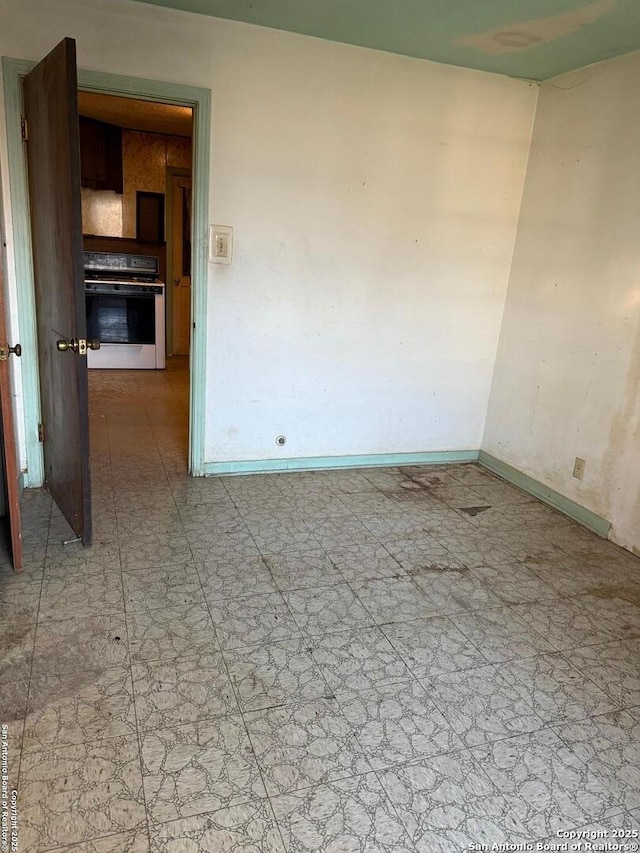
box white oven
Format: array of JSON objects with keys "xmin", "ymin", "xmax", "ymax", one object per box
[{"xmin": 84, "ymin": 251, "xmax": 165, "ymax": 370}]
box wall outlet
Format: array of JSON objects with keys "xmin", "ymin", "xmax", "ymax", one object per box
[{"xmin": 573, "ymin": 457, "xmax": 586, "ymax": 480}]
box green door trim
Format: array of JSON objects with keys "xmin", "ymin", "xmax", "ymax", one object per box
[{"xmin": 1, "ymin": 57, "xmax": 211, "ymax": 482}]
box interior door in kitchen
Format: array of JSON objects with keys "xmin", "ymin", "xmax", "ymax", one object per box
[
  {"xmin": 23, "ymin": 37, "xmax": 93, "ymax": 546},
  {"xmin": 171, "ymin": 173, "xmax": 192, "ymax": 356}
]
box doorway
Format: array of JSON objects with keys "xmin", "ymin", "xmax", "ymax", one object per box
[{"xmin": 1, "ymin": 58, "xmax": 211, "ymax": 486}]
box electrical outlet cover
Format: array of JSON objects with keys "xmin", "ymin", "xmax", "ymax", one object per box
[
  {"xmin": 573, "ymin": 457, "xmax": 586, "ymax": 480},
  {"xmin": 209, "ymin": 225, "xmax": 233, "ymax": 264}
]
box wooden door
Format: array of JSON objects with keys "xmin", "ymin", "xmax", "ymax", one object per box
[
  {"xmin": 23, "ymin": 38, "xmax": 92, "ymax": 546},
  {"xmin": 171, "ymin": 174, "xmax": 192, "ymax": 356},
  {"xmin": 0, "ymin": 229, "xmax": 23, "ymax": 572}
]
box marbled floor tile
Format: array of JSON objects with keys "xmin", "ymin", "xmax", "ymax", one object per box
[
  {"xmin": 271, "ymin": 772, "xmax": 416, "ymax": 852},
  {"xmin": 248, "ymin": 520, "xmax": 319, "ymax": 554},
  {"xmin": 45, "ymin": 539, "xmax": 121, "ymax": 579},
  {"xmin": 471, "ymin": 728, "xmax": 619, "ymax": 838},
  {"xmin": 574, "ymin": 590, "xmax": 640, "ymax": 639},
  {"xmin": 189, "ymin": 531, "xmax": 261, "ymax": 564},
  {"xmin": 515, "ymin": 598, "xmax": 627, "ymax": 651},
  {"xmin": 497, "ymin": 653, "xmax": 619, "ymax": 726},
  {"xmin": 384, "ymin": 538, "xmax": 463, "ymax": 574},
  {"xmin": 170, "ymin": 483, "xmax": 231, "ymax": 508},
  {"xmin": 49, "ymin": 829, "xmax": 151, "ymax": 852},
  {"xmin": 209, "ymin": 592, "xmax": 301, "ymax": 650},
  {"xmin": 434, "ymin": 533, "xmax": 514, "ymax": 569},
  {"xmin": 132, "ymin": 653, "xmax": 238, "ymax": 730},
  {"xmin": 321, "ymin": 472, "xmax": 379, "ymax": 496},
  {"xmin": 117, "ymin": 512, "xmax": 185, "ymax": 540},
  {"xmin": 0, "ymin": 579, "xmax": 41, "ymax": 623},
  {"xmin": 140, "ymin": 716, "xmax": 266, "ymax": 823},
  {"xmin": 198, "ymin": 555, "xmax": 278, "ymax": 601},
  {"xmin": 19, "ymin": 735, "xmax": 146, "ymax": 851},
  {"xmin": 307, "ymin": 517, "xmax": 378, "ymax": 548},
  {"xmin": 23, "ymin": 666, "xmax": 136, "ymax": 751},
  {"xmin": 148, "ymin": 799, "xmax": 285, "ymax": 852},
  {"xmin": 554, "ymin": 711, "xmax": 640, "ymax": 811},
  {"xmin": 122, "ymin": 564, "xmax": 205, "ymax": 612},
  {"xmin": 38, "ymin": 570, "xmax": 124, "ymax": 621},
  {"xmin": 33, "ymin": 615, "xmax": 128, "ymax": 673},
  {"xmin": 527, "ymin": 560, "xmax": 638, "ymax": 598},
  {"xmin": 244, "ymin": 698, "xmax": 371, "ymax": 796},
  {"xmin": 285, "ymin": 584, "xmax": 373, "ymax": 636},
  {"xmin": 461, "ymin": 505, "xmax": 533, "ymax": 533},
  {"xmin": 339, "ymin": 491, "xmax": 400, "ymax": 517},
  {"xmin": 353, "ymin": 577, "xmax": 433, "ymax": 625},
  {"xmin": 493, "ymin": 529, "xmax": 567, "ymax": 563},
  {"xmin": 563, "ymin": 639, "xmax": 640, "ymax": 709},
  {"xmin": 413, "ymin": 570, "xmax": 503, "ymax": 616},
  {"xmin": 381, "ymin": 616, "xmax": 487, "ymax": 679},
  {"xmin": 180, "ymin": 509, "xmax": 247, "ymax": 540},
  {"xmin": 119, "ymin": 532, "xmax": 192, "ymax": 573},
  {"xmin": 471, "ymin": 563, "xmax": 559, "ymax": 605},
  {"xmin": 264, "ymin": 548, "xmax": 343, "ymax": 591},
  {"xmin": 127, "ymin": 604, "xmax": 217, "ymax": 662},
  {"xmin": 339, "ymin": 680, "xmax": 463, "ymax": 770},
  {"xmin": 223, "ymin": 638, "xmax": 329, "ymax": 711},
  {"xmin": 289, "ymin": 494, "xmax": 353, "ymax": 521},
  {"xmin": 324, "ymin": 543, "xmax": 405, "ymax": 584},
  {"xmin": 310, "ymin": 627, "xmax": 410, "ymax": 695},
  {"xmin": 360, "ymin": 515, "xmax": 429, "ymax": 543},
  {"xmin": 451, "ymin": 607, "xmax": 554, "ymax": 664},
  {"xmin": 424, "ymin": 664, "xmax": 545, "ymax": 748},
  {"xmin": 430, "ymin": 486, "xmax": 486, "ymax": 509},
  {"xmin": 237, "ymin": 504, "xmax": 299, "ymax": 527},
  {"xmin": 472, "ymin": 484, "xmax": 533, "ymax": 507},
  {"xmin": 417, "ymin": 510, "xmax": 478, "ymax": 538},
  {"xmin": 1, "ymin": 678, "xmax": 28, "ymax": 754},
  {"xmin": 378, "ymin": 749, "xmax": 529, "ymax": 853}
]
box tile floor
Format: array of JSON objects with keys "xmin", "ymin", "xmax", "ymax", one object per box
[{"xmin": 2, "ymin": 358, "xmax": 640, "ymax": 851}]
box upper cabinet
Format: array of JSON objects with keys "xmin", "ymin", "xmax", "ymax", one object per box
[{"xmin": 79, "ymin": 116, "xmax": 123, "ymax": 194}]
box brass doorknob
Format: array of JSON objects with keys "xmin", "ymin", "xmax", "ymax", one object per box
[
  {"xmin": 57, "ymin": 338, "xmax": 100, "ymax": 354},
  {"xmin": 174, "ymin": 277, "xmax": 180, "ymax": 286},
  {"xmin": 0, "ymin": 343, "xmax": 22, "ymax": 361}
]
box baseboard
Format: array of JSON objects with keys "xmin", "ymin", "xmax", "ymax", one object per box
[
  {"xmin": 478, "ymin": 451, "xmax": 611, "ymax": 538},
  {"xmin": 204, "ymin": 449, "xmax": 479, "ymax": 476}
]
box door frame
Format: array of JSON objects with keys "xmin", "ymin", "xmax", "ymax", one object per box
[
  {"xmin": 165, "ymin": 165, "xmax": 191, "ymax": 357},
  {"xmin": 1, "ymin": 58, "xmax": 211, "ymax": 479}
]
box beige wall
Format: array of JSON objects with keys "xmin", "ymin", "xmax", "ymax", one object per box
[
  {"xmin": 484, "ymin": 50, "xmax": 640, "ymax": 553},
  {"xmin": 81, "ymin": 129, "xmax": 191, "ymax": 237}
]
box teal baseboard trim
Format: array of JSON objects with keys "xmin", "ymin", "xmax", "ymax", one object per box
[
  {"xmin": 204, "ymin": 449, "xmax": 479, "ymax": 476},
  {"xmin": 478, "ymin": 451, "xmax": 611, "ymax": 538}
]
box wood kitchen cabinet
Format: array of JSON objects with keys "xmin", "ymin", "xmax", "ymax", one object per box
[{"xmin": 79, "ymin": 115, "xmax": 123, "ymax": 193}]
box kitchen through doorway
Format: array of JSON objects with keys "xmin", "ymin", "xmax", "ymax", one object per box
[{"xmin": 79, "ymin": 91, "xmax": 194, "ymax": 471}]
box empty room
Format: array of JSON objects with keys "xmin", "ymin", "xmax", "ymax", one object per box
[{"xmin": 0, "ymin": 0, "xmax": 639, "ymax": 850}]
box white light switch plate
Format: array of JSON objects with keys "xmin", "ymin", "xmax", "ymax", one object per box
[{"xmin": 209, "ymin": 225, "xmax": 233, "ymax": 264}]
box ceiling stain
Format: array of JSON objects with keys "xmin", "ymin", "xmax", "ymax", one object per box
[{"xmin": 455, "ymin": 0, "xmax": 618, "ymax": 55}]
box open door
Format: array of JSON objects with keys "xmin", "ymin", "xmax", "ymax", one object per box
[
  {"xmin": 0, "ymin": 228, "xmax": 23, "ymax": 572},
  {"xmin": 23, "ymin": 38, "xmax": 92, "ymax": 546}
]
